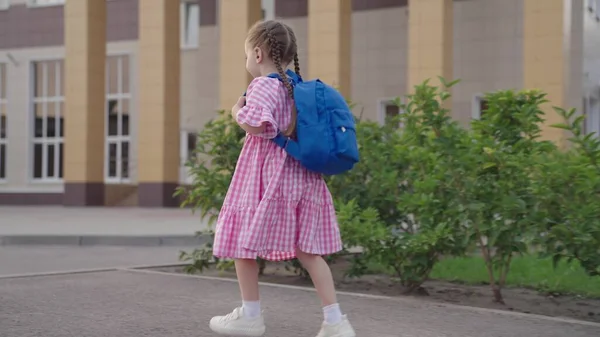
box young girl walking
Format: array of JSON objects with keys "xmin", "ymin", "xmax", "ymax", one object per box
[{"xmin": 208, "ymin": 20, "xmax": 356, "ymax": 337}]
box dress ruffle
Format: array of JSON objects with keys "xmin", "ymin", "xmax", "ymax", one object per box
[{"xmin": 215, "ymin": 197, "xmax": 341, "ymax": 261}]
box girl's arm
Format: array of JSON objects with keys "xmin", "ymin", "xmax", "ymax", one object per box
[
  {"xmin": 234, "ymin": 77, "xmax": 279, "ymax": 139},
  {"xmin": 232, "ymin": 98, "xmax": 266, "ymax": 135}
]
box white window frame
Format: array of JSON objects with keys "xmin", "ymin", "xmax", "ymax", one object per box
[
  {"xmin": 27, "ymin": 0, "xmax": 64, "ymax": 8},
  {"xmin": 262, "ymin": 0, "xmax": 275, "ymax": 20},
  {"xmin": 472, "ymin": 94, "xmax": 487, "ymax": 120},
  {"xmin": 0, "ymin": 0, "xmax": 10, "ymax": 11},
  {"xmin": 105, "ymin": 54, "xmax": 132, "ymax": 184},
  {"xmin": 180, "ymin": 1, "xmax": 200, "ymax": 50},
  {"xmin": 585, "ymin": 95, "xmax": 600, "ymax": 137},
  {"xmin": 0, "ymin": 63, "xmax": 7, "ymax": 182},
  {"xmin": 179, "ymin": 130, "xmax": 197, "ymax": 184},
  {"xmin": 30, "ymin": 59, "xmax": 64, "ymax": 183},
  {"xmin": 377, "ymin": 98, "xmax": 404, "ymax": 128}
]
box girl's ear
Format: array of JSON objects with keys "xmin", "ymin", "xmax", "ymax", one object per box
[{"xmin": 254, "ymin": 47, "xmax": 263, "ymax": 64}]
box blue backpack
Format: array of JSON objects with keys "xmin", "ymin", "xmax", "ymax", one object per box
[{"xmin": 265, "ymin": 70, "xmax": 359, "ymax": 175}]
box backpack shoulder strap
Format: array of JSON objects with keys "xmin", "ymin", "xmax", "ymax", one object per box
[{"xmin": 272, "ymin": 134, "xmax": 301, "ymax": 161}]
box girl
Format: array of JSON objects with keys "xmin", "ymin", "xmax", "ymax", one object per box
[{"xmin": 208, "ymin": 20, "xmax": 356, "ymax": 337}]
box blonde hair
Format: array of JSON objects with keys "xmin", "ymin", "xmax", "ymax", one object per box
[{"xmin": 247, "ymin": 20, "xmax": 300, "ymax": 137}]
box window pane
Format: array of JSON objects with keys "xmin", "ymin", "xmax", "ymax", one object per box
[
  {"xmin": 187, "ymin": 133, "xmax": 197, "ymax": 160},
  {"xmin": 34, "ymin": 103, "xmax": 44, "ymax": 138},
  {"xmin": 33, "ymin": 62, "xmax": 44, "ymax": 98},
  {"xmin": 46, "ymin": 103, "xmax": 56, "ymax": 137},
  {"xmin": 58, "ymin": 103, "xmax": 64, "ymax": 137},
  {"xmin": 121, "ymin": 98, "xmax": 130, "ymax": 136},
  {"xmin": 108, "ymin": 143, "xmax": 117, "ymax": 177},
  {"xmin": 121, "ymin": 141, "xmax": 129, "ymax": 179},
  {"xmin": 0, "ymin": 144, "xmax": 5, "ymax": 179},
  {"xmin": 107, "ymin": 56, "xmax": 119, "ymax": 95},
  {"xmin": 59, "ymin": 142, "xmax": 64, "ymax": 178},
  {"xmin": 385, "ymin": 104, "xmax": 398, "ymax": 119},
  {"xmin": 47, "ymin": 60, "xmax": 57, "ymax": 97},
  {"xmin": 107, "ymin": 99, "xmax": 118, "ymax": 136},
  {"xmin": 47, "ymin": 144, "xmax": 55, "ymax": 178},
  {"xmin": 121, "ymin": 56, "xmax": 130, "ymax": 94},
  {"xmin": 0, "ymin": 114, "xmax": 6, "ymax": 139},
  {"xmin": 33, "ymin": 143, "xmax": 43, "ymax": 178},
  {"xmin": 0, "ymin": 63, "xmax": 5, "ymax": 99},
  {"xmin": 57, "ymin": 60, "xmax": 64, "ymax": 96}
]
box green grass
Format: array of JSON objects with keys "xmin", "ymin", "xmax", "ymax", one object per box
[{"xmin": 430, "ymin": 255, "xmax": 600, "ymax": 298}]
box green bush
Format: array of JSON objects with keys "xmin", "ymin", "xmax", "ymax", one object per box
[
  {"xmin": 533, "ymin": 107, "xmax": 600, "ymax": 278},
  {"xmin": 459, "ymin": 90, "xmax": 555, "ymax": 303}
]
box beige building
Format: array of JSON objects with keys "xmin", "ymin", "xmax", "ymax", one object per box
[{"xmin": 0, "ymin": 0, "xmax": 599, "ymax": 207}]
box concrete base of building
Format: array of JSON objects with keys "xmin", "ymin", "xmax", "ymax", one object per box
[
  {"xmin": 0, "ymin": 234, "xmax": 208, "ymax": 247},
  {"xmin": 0, "ymin": 193, "xmax": 63, "ymax": 205},
  {"xmin": 63, "ymin": 183, "xmax": 105, "ymax": 207},
  {"xmin": 137, "ymin": 183, "xmax": 180, "ymax": 208}
]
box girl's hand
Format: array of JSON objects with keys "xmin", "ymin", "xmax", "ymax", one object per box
[{"xmin": 231, "ymin": 96, "xmax": 246, "ymax": 119}]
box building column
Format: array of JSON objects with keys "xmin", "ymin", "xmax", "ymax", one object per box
[
  {"xmin": 407, "ymin": 0, "xmax": 453, "ymax": 101},
  {"xmin": 137, "ymin": 0, "xmax": 180, "ymax": 207},
  {"xmin": 63, "ymin": 0, "xmax": 106, "ymax": 206},
  {"xmin": 307, "ymin": 0, "xmax": 352, "ymax": 98},
  {"xmin": 218, "ymin": 0, "xmax": 263, "ymax": 110},
  {"xmin": 523, "ymin": 0, "xmax": 584, "ymax": 145}
]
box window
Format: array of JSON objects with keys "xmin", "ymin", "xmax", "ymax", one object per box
[
  {"xmin": 28, "ymin": 0, "xmax": 64, "ymax": 7},
  {"xmin": 472, "ymin": 95, "xmax": 489, "ymax": 119},
  {"xmin": 181, "ymin": 1, "xmax": 200, "ymax": 49},
  {"xmin": 262, "ymin": 0, "xmax": 275, "ymax": 20},
  {"xmin": 106, "ymin": 55, "xmax": 131, "ymax": 182},
  {"xmin": 0, "ymin": 0, "xmax": 9, "ymax": 11},
  {"xmin": 0, "ymin": 63, "xmax": 6, "ymax": 180},
  {"xmin": 180, "ymin": 130, "xmax": 198, "ymax": 184},
  {"xmin": 585, "ymin": 97, "xmax": 600, "ymax": 137},
  {"xmin": 32, "ymin": 60, "xmax": 64, "ymax": 181},
  {"xmin": 378, "ymin": 99, "xmax": 403, "ymax": 128}
]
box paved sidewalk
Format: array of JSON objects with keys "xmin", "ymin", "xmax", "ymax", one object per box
[
  {"xmin": 0, "ymin": 206, "xmax": 209, "ymax": 246},
  {"xmin": 1, "ymin": 269, "xmax": 598, "ymax": 337}
]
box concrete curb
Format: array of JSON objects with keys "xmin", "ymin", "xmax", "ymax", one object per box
[{"xmin": 0, "ymin": 234, "xmax": 211, "ymax": 247}]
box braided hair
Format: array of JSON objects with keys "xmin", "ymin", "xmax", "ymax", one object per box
[{"xmin": 247, "ymin": 20, "xmax": 300, "ymax": 137}]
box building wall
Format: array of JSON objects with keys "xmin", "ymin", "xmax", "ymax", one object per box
[
  {"xmin": 453, "ymin": 0, "xmax": 524, "ymax": 124},
  {"xmin": 1, "ymin": 0, "xmax": 598, "ymax": 204}
]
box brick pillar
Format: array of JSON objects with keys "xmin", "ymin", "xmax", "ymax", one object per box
[
  {"xmin": 523, "ymin": 0, "xmax": 584, "ymax": 145},
  {"xmin": 63, "ymin": 0, "xmax": 106, "ymax": 206},
  {"xmin": 407, "ymin": 0, "xmax": 453, "ymax": 104},
  {"xmin": 218, "ymin": 0, "xmax": 262, "ymax": 110},
  {"xmin": 307, "ymin": 0, "xmax": 352, "ymax": 98},
  {"xmin": 137, "ymin": 0, "xmax": 181, "ymax": 207}
]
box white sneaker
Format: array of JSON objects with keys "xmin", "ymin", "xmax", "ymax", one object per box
[
  {"xmin": 316, "ymin": 315, "xmax": 356, "ymax": 337},
  {"xmin": 209, "ymin": 307, "xmax": 266, "ymax": 336}
]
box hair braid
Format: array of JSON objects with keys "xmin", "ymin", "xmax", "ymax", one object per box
[
  {"xmin": 267, "ymin": 30, "xmax": 296, "ymax": 137},
  {"xmin": 293, "ymin": 54, "xmax": 301, "ymax": 78}
]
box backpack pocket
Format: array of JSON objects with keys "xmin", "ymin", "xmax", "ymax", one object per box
[{"xmin": 331, "ymin": 110, "xmax": 359, "ymax": 162}]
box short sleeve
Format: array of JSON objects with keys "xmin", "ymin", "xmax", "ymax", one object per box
[{"xmin": 236, "ymin": 77, "xmax": 280, "ymax": 139}]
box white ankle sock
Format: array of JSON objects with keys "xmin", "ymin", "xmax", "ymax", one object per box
[
  {"xmin": 323, "ymin": 303, "xmax": 343, "ymax": 325},
  {"xmin": 242, "ymin": 300, "xmax": 261, "ymax": 319}
]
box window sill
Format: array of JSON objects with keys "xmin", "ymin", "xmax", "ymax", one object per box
[
  {"xmin": 30, "ymin": 178, "xmax": 63, "ymax": 184},
  {"xmin": 27, "ymin": 2, "xmax": 65, "ymax": 8},
  {"xmin": 105, "ymin": 179, "xmax": 133, "ymax": 185},
  {"xmin": 181, "ymin": 45, "xmax": 199, "ymax": 51}
]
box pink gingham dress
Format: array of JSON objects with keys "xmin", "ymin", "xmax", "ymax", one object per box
[{"xmin": 212, "ymin": 76, "xmax": 342, "ymax": 261}]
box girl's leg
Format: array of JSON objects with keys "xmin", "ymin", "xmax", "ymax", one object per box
[
  {"xmin": 235, "ymin": 259, "xmax": 262, "ymax": 318},
  {"xmin": 209, "ymin": 258, "xmax": 266, "ymax": 336},
  {"xmin": 296, "ymin": 249, "xmax": 356, "ymax": 336},
  {"xmin": 295, "ymin": 249, "xmax": 337, "ymax": 306}
]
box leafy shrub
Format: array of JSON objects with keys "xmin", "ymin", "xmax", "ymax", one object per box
[
  {"xmin": 533, "ymin": 107, "xmax": 600, "ymax": 278},
  {"xmin": 461, "ymin": 90, "xmax": 555, "ymax": 303}
]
